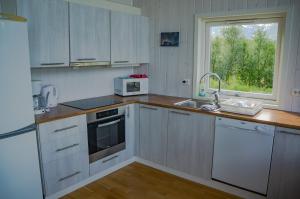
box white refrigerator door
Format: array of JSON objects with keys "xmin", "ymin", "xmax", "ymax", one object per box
[
  {"xmin": 0, "ymin": 130, "xmax": 43, "ymax": 199},
  {"xmin": 0, "ymin": 18, "xmax": 35, "ymax": 134}
]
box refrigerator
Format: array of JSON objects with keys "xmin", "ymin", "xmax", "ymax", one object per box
[{"xmin": 0, "ymin": 14, "xmax": 43, "ymax": 199}]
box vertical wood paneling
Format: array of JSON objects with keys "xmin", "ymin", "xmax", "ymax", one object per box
[
  {"xmin": 211, "ymin": 0, "xmax": 227, "ymax": 13},
  {"xmin": 31, "ymin": 67, "xmax": 133, "ymax": 103},
  {"xmin": 228, "ymin": 0, "xmax": 248, "ymax": 11},
  {"xmin": 246, "ymin": 0, "xmax": 267, "ymax": 10},
  {"xmin": 134, "ymin": 0, "xmax": 299, "ymax": 112}
]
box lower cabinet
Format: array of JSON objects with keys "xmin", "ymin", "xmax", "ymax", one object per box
[
  {"xmin": 166, "ymin": 110, "xmax": 215, "ymax": 179},
  {"xmin": 37, "ymin": 115, "xmax": 89, "ymax": 196},
  {"xmin": 139, "ymin": 105, "xmax": 168, "ymax": 165},
  {"xmin": 267, "ymin": 127, "xmax": 300, "ymax": 199}
]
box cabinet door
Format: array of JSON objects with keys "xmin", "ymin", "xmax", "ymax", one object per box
[
  {"xmin": 139, "ymin": 105, "xmax": 168, "ymax": 165},
  {"xmin": 136, "ymin": 16, "xmax": 150, "ymax": 64},
  {"xmin": 111, "ymin": 11, "xmax": 137, "ymax": 65},
  {"xmin": 268, "ymin": 128, "xmax": 300, "ymax": 199},
  {"xmin": 17, "ymin": 0, "xmax": 69, "ymax": 68},
  {"xmin": 167, "ymin": 110, "xmax": 215, "ymax": 179},
  {"xmin": 69, "ymin": 3, "xmax": 110, "ymax": 65}
]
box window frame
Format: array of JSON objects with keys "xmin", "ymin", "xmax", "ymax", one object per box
[{"xmin": 193, "ymin": 13, "xmax": 286, "ymax": 102}]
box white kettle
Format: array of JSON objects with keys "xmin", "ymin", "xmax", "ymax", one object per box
[{"xmin": 41, "ymin": 85, "xmax": 58, "ymax": 108}]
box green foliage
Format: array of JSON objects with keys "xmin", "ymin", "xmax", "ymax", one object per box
[{"xmin": 210, "ymin": 25, "xmax": 276, "ymax": 94}]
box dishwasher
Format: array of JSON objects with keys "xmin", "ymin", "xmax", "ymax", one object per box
[{"xmin": 212, "ymin": 117, "xmax": 275, "ymax": 195}]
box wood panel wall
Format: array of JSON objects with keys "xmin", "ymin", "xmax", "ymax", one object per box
[
  {"xmin": 31, "ymin": 67, "xmax": 133, "ymax": 103},
  {"xmin": 133, "ymin": 0, "xmax": 300, "ymax": 112}
]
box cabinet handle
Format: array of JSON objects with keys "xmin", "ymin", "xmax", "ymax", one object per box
[
  {"xmin": 102, "ymin": 155, "xmax": 119, "ymax": 163},
  {"xmin": 40, "ymin": 63, "xmax": 65, "ymax": 66},
  {"xmin": 56, "ymin": 143, "xmax": 79, "ymax": 152},
  {"xmin": 140, "ymin": 106, "xmax": 158, "ymax": 111},
  {"xmin": 113, "ymin": 61, "xmax": 129, "ymax": 64},
  {"xmin": 76, "ymin": 58, "xmax": 96, "ymax": 61},
  {"xmin": 170, "ymin": 110, "xmax": 190, "ymax": 116},
  {"xmin": 58, "ymin": 171, "xmax": 81, "ymax": 182},
  {"xmin": 53, "ymin": 125, "xmax": 78, "ymax": 133}
]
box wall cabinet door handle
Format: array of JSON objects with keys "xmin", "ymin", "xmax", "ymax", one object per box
[
  {"xmin": 140, "ymin": 106, "xmax": 158, "ymax": 111},
  {"xmin": 76, "ymin": 58, "xmax": 96, "ymax": 61},
  {"xmin": 102, "ymin": 155, "xmax": 119, "ymax": 163},
  {"xmin": 56, "ymin": 143, "xmax": 79, "ymax": 152},
  {"xmin": 114, "ymin": 61, "xmax": 129, "ymax": 64},
  {"xmin": 170, "ymin": 110, "xmax": 190, "ymax": 116},
  {"xmin": 58, "ymin": 171, "xmax": 81, "ymax": 182},
  {"xmin": 53, "ymin": 125, "xmax": 78, "ymax": 133},
  {"xmin": 40, "ymin": 63, "xmax": 65, "ymax": 66}
]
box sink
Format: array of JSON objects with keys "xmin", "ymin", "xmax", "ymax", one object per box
[{"xmin": 174, "ymin": 99, "xmax": 220, "ymax": 111}]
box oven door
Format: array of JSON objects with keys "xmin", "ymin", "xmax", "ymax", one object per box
[
  {"xmin": 87, "ymin": 115, "xmax": 125, "ymax": 163},
  {"xmin": 126, "ymin": 81, "xmax": 141, "ymax": 93}
]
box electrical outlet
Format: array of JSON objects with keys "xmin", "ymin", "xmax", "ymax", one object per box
[
  {"xmin": 292, "ymin": 89, "xmax": 300, "ymax": 96},
  {"xmin": 182, "ymin": 79, "xmax": 191, "ymax": 86}
]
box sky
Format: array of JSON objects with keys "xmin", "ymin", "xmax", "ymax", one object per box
[{"xmin": 211, "ymin": 23, "xmax": 278, "ymax": 41}]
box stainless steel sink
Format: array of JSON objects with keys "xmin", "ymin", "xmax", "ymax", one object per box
[{"xmin": 174, "ymin": 99, "xmax": 220, "ymax": 111}]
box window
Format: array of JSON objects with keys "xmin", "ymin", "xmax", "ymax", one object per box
[{"xmin": 194, "ymin": 14, "xmax": 285, "ymax": 101}]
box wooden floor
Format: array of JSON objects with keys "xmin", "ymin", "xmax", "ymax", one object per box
[{"xmin": 61, "ymin": 163, "xmax": 241, "ymax": 199}]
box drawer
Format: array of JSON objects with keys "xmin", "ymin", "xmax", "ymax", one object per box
[
  {"xmin": 89, "ymin": 150, "xmax": 129, "ymax": 176},
  {"xmin": 40, "ymin": 132, "xmax": 87, "ymax": 163},
  {"xmin": 43, "ymin": 153, "xmax": 89, "ymax": 196},
  {"xmin": 38, "ymin": 115, "xmax": 87, "ymax": 144}
]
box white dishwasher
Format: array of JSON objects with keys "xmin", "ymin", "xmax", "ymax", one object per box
[{"xmin": 212, "ymin": 117, "xmax": 275, "ymax": 195}]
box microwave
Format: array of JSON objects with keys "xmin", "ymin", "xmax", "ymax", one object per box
[{"xmin": 114, "ymin": 77, "xmax": 148, "ymax": 96}]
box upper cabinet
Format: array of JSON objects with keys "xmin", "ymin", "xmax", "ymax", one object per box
[
  {"xmin": 17, "ymin": 0, "xmax": 69, "ymax": 68},
  {"xmin": 69, "ymin": 3, "xmax": 111, "ymax": 67},
  {"xmin": 136, "ymin": 16, "xmax": 150, "ymax": 64},
  {"xmin": 111, "ymin": 11, "xmax": 137, "ymax": 65}
]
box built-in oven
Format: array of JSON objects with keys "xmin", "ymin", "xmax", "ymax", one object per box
[{"xmin": 87, "ymin": 107, "xmax": 126, "ymax": 163}]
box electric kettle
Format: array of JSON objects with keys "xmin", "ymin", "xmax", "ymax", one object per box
[{"xmin": 41, "ymin": 85, "xmax": 58, "ymax": 108}]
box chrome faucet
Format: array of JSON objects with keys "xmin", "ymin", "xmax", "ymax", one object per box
[{"xmin": 199, "ymin": 72, "xmax": 221, "ymax": 105}]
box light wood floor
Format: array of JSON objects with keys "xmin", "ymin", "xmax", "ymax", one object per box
[{"xmin": 61, "ymin": 162, "xmax": 241, "ymax": 199}]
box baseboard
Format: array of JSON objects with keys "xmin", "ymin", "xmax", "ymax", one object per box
[
  {"xmin": 46, "ymin": 157, "xmax": 136, "ymax": 199},
  {"xmin": 46, "ymin": 156, "xmax": 266, "ymax": 199},
  {"xmin": 135, "ymin": 157, "xmax": 266, "ymax": 199}
]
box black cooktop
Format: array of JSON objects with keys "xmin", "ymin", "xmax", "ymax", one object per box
[{"xmin": 62, "ymin": 97, "xmax": 123, "ymax": 110}]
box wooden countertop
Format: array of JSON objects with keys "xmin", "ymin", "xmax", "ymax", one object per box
[{"xmin": 35, "ymin": 94, "xmax": 300, "ymax": 130}]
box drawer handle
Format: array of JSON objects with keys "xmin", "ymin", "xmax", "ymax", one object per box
[
  {"xmin": 53, "ymin": 125, "xmax": 78, "ymax": 133},
  {"xmin": 40, "ymin": 63, "xmax": 65, "ymax": 66},
  {"xmin": 114, "ymin": 61, "xmax": 129, "ymax": 64},
  {"xmin": 76, "ymin": 58, "xmax": 96, "ymax": 61},
  {"xmin": 102, "ymin": 155, "xmax": 119, "ymax": 163},
  {"xmin": 56, "ymin": 143, "xmax": 79, "ymax": 152},
  {"xmin": 170, "ymin": 110, "xmax": 190, "ymax": 116},
  {"xmin": 58, "ymin": 171, "xmax": 81, "ymax": 182},
  {"xmin": 140, "ymin": 106, "xmax": 158, "ymax": 111}
]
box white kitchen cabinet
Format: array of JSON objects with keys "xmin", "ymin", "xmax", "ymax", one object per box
[
  {"xmin": 139, "ymin": 105, "xmax": 168, "ymax": 165},
  {"xmin": 17, "ymin": 0, "xmax": 69, "ymax": 68},
  {"xmin": 166, "ymin": 110, "xmax": 215, "ymax": 179},
  {"xmin": 111, "ymin": 11, "xmax": 137, "ymax": 65},
  {"xmin": 136, "ymin": 16, "xmax": 150, "ymax": 64},
  {"xmin": 37, "ymin": 115, "xmax": 89, "ymax": 196},
  {"xmin": 268, "ymin": 127, "xmax": 300, "ymax": 199},
  {"xmin": 69, "ymin": 3, "xmax": 110, "ymax": 66}
]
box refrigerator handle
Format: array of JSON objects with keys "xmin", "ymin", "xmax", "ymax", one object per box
[{"xmin": 0, "ymin": 124, "xmax": 36, "ymax": 140}]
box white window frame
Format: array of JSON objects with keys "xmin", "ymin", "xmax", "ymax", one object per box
[{"xmin": 193, "ymin": 13, "xmax": 286, "ymax": 102}]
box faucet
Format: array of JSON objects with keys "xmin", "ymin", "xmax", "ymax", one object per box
[{"xmin": 199, "ymin": 72, "xmax": 221, "ymax": 105}]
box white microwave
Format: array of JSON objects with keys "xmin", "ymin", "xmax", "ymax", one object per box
[{"xmin": 114, "ymin": 77, "xmax": 148, "ymax": 96}]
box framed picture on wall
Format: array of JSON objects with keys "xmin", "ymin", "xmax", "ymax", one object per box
[{"xmin": 160, "ymin": 32, "xmax": 179, "ymax": 47}]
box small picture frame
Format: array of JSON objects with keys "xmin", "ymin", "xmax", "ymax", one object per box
[{"xmin": 160, "ymin": 32, "xmax": 179, "ymax": 47}]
